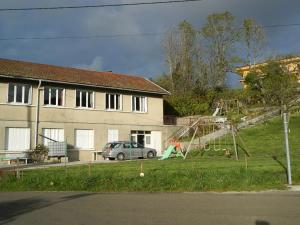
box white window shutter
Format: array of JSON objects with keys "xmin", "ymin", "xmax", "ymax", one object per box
[
  {"xmin": 75, "ymin": 129, "xmax": 94, "ymax": 150},
  {"xmin": 42, "ymin": 128, "xmax": 64, "ymax": 146},
  {"xmin": 5, "ymin": 128, "xmax": 30, "ymax": 151},
  {"xmin": 108, "ymin": 129, "xmax": 119, "ymax": 142}
]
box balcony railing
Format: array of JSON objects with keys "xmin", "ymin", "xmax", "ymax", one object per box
[{"xmin": 163, "ymin": 116, "xmax": 177, "ymax": 125}]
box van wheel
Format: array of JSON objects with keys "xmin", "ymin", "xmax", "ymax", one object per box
[
  {"xmin": 117, "ymin": 153, "xmax": 125, "ymax": 161},
  {"xmin": 147, "ymin": 151, "xmax": 154, "ymax": 159}
]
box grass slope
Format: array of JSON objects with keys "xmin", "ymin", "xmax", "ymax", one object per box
[{"xmin": 1, "ymin": 113, "xmax": 300, "ymax": 192}]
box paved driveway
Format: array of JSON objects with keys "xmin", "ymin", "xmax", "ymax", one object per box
[{"xmin": 0, "ymin": 191, "xmax": 299, "ymax": 225}]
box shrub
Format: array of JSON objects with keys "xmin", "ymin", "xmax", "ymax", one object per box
[{"xmin": 29, "ymin": 144, "xmax": 49, "ymax": 163}]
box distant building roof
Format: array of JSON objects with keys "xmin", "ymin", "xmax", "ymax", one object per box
[
  {"xmin": 0, "ymin": 58, "xmax": 169, "ymax": 95},
  {"xmin": 235, "ymin": 56, "xmax": 300, "ymax": 76}
]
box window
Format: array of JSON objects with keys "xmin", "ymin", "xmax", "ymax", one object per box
[
  {"xmin": 76, "ymin": 90, "xmax": 94, "ymax": 108},
  {"xmin": 108, "ymin": 129, "xmax": 119, "ymax": 142},
  {"xmin": 145, "ymin": 136, "xmax": 151, "ymax": 145},
  {"xmin": 75, "ymin": 129, "xmax": 94, "ymax": 149},
  {"xmin": 42, "ymin": 128, "xmax": 64, "ymax": 146},
  {"xmin": 8, "ymin": 83, "xmax": 31, "ymax": 104},
  {"xmin": 44, "ymin": 87, "xmax": 64, "ymax": 106},
  {"xmin": 132, "ymin": 96, "xmax": 147, "ymax": 112},
  {"xmin": 105, "ymin": 143, "xmax": 121, "ymax": 149},
  {"xmin": 131, "ymin": 142, "xmax": 143, "ymax": 148},
  {"xmin": 123, "ymin": 143, "xmax": 131, "ymax": 148},
  {"xmin": 5, "ymin": 128, "xmax": 30, "ymax": 151},
  {"xmin": 105, "ymin": 93, "xmax": 121, "ymax": 110}
]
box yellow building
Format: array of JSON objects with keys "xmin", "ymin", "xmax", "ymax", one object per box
[{"xmin": 236, "ymin": 56, "xmax": 300, "ymax": 88}]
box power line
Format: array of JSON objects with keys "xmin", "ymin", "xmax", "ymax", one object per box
[
  {"xmin": 0, "ymin": 32, "xmax": 162, "ymax": 41},
  {"xmin": 1, "ymin": 23, "xmax": 300, "ymax": 41},
  {"xmin": 262, "ymin": 23, "xmax": 300, "ymax": 29},
  {"xmin": 0, "ymin": 0, "xmax": 203, "ymax": 12}
]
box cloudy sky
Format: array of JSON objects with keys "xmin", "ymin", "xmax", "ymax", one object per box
[{"xmin": 0, "ymin": 0, "xmax": 300, "ymax": 87}]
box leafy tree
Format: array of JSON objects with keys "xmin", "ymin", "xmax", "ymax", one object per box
[
  {"xmin": 153, "ymin": 73, "xmax": 172, "ymax": 92},
  {"xmin": 201, "ymin": 12, "xmax": 240, "ymax": 88},
  {"xmin": 262, "ymin": 61, "xmax": 298, "ymax": 106},
  {"xmin": 244, "ymin": 61, "xmax": 298, "ymax": 107}
]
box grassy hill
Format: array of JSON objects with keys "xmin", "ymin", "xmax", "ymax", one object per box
[{"xmin": 1, "ymin": 113, "xmax": 300, "ymax": 192}]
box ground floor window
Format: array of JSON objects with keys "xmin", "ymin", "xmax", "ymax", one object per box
[
  {"xmin": 108, "ymin": 129, "xmax": 119, "ymax": 143},
  {"xmin": 5, "ymin": 128, "xmax": 30, "ymax": 151},
  {"xmin": 42, "ymin": 128, "xmax": 64, "ymax": 146},
  {"xmin": 75, "ymin": 129, "xmax": 94, "ymax": 150},
  {"xmin": 131, "ymin": 130, "xmax": 151, "ymax": 147}
]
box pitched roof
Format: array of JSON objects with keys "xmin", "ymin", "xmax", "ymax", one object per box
[{"xmin": 0, "ymin": 58, "xmax": 169, "ymax": 95}]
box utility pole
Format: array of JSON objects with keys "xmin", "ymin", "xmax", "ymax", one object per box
[{"xmin": 283, "ymin": 112, "xmax": 292, "ymax": 185}]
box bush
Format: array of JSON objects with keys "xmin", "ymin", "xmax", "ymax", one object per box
[{"xmin": 29, "ymin": 144, "xmax": 49, "ymax": 163}]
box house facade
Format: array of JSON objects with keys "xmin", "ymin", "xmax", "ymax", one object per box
[
  {"xmin": 236, "ymin": 56, "xmax": 300, "ymax": 88},
  {"xmin": 0, "ymin": 58, "xmax": 177, "ymax": 161}
]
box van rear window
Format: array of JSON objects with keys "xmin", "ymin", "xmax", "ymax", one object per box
[{"xmin": 105, "ymin": 143, "xmax": 121, "ymax": 149}]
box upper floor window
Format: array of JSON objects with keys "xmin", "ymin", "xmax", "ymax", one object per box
[
  {"xmin": 132, "ymin": 96, "xmax": 147, "ymax": 112},
  {"xmin": 8, "ymin": 83, "xmax": 32, "ymax": 104},
  {"xmin": 106, "ymin": 93, "xmax": 121, "ymax": 110},
  {"xmin": 44, "ymin": 87, "xmax": 64, "ymax": 106},
  {"xmin": 76, "ymin": 90, "xmax": 94, "ymax": 108}
]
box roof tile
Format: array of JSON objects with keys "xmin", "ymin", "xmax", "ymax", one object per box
[{"xmin": 0, "ymin": 58, "xmax": 168, "ymax": 95}]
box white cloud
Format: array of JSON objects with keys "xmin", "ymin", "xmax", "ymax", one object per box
[{"xmin": 74, "ymin": 56, "xmax": 104, "ymax": 71}]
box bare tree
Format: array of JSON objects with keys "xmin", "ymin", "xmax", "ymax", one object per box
[
  {"xmin": 242, "ymin": 18, "xmax": 267, "ymax": 67},
  {"xmin": 164, "ymin": 27, "xmax": 180, "ymax": 92},
  {"xmin": 164, "ymin": 20, "xmax": 197, "ymax": 93}
]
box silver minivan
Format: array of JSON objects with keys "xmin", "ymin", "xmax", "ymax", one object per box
[{"xmin": 102, "ymin": 141, "xmax": 157, "ymax": 160}]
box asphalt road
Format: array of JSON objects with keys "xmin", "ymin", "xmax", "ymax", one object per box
[{"xmin": 0, "ymin": 191, "xmax": 299, "ymax": 225}]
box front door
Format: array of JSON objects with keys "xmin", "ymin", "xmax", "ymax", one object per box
[
  {"xmin": 137, "ymin": 134, "xmax": 145, "ymax": 147},
  {"xmin": 151, "ymin": 131, "xmax": 162, "ymax": 156}
]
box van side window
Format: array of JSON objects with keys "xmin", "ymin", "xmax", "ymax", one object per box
[{"xmin": 123, "ymin": 143, "xmax": 131, "ymax": 148}]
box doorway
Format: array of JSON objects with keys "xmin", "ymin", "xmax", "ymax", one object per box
[{"xmin": 131, "ymin": 130, "xmax": 151, "ymax": 147}]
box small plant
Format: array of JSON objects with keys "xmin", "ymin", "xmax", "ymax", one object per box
[{"xmin": 29, "ymin": 144, "xmax": 49, "ymax": 163}]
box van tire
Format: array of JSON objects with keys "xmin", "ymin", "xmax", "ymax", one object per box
[
  {"xmin": 117, "ymin": 153, "xmax": 125, "ymax": 161},
  {"xmin": 147, "ymin": 151, "xmax": 154, "ymax": 159}
]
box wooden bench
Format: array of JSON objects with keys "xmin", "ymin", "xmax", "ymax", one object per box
[{"xmin": 0, "ymin": 157, "xmax": 28, "ymax": 165}]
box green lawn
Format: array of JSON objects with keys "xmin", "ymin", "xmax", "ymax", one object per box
[{"xmin": 1, "ymin": 113, "xmax": 300, "ymax": 192}]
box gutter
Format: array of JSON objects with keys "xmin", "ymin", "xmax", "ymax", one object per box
[
  {"xmin": 34, "ymin": 80, "xmax": 42, "ymax": 147},
  {"xmin": 0, "ymin": 74, "xmax": 169, "ymax": 96}
]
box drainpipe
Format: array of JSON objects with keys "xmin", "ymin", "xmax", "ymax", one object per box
[{"xmin": 34, "ymin": 80, "xmax": 42, "ymax": 147}]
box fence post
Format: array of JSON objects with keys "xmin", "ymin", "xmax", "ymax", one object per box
[
  {"xmin": 16, "ymin": 157, "xmax": 20, "ymax": 179},
  {"xmin": 231, "ymin": 125, "xmax": 239, "ymax": 161},
  {"xmin": 88, "ymin": 162, "xmax": 91, "ymax": 176}
]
